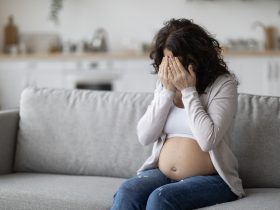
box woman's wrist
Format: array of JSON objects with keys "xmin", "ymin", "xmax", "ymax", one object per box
[
  {"xmin": 161, "ymin": 86, "xmax": 176, "ymax": 99},
  {"xmin": 158, "ymin": 81, "xmax": 175, "ymax": 93},
  {"xmin": 181, "ymin": 86, "xmax": 196, "ymax": 97}
]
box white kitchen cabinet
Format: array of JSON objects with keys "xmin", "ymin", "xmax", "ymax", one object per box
[
  {"xmin": 0, "ymin": 62, "xmax": 31, "ymax": 110},
  {"xmin": 225, "ymin": 56, "xmax": 280, "ymax": 97},
  {"xmin": 62, "ymin": 59, "xmax": 157, "ymax": 92},
  {"xmin": 0, "ymin": 58, "xmax": 157, "ymax": 110},
  {"xmin": 30, "ymin": 61, "xmax": 71, "ymax": 88},
  {"xmin": 1, "ymin": 54, "xmax": 279, "ymax": 110},
  {"xmin": 264, "ymin": 57, "xmax": 280, "ymax": 97},
  {"xmin": 225, "ymin": 57, "xmax": 265, "ymax": 95},
  {"xmin": 113, "ymin": 59, "xmax": 157, "ymax": 92},
  {"xmin": 0, "ymin": 61, "xmax": 73, "ymax": 110}
]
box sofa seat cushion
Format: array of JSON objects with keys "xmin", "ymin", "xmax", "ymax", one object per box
[
  {"xmin": 1, "ymin": 173, "xmax": 280, "ymax": 210},
  {"xmin": 0, "ymin": 172, "xmax": 125, "ymax": 210},
  {"xmin": 200, "ymin": 188, "xmax": 280, "ymax": 210}
]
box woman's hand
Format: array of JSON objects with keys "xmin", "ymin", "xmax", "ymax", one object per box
[
  {"xmin": 158, "ymin": 56, "xmax": 176, "ymax": 92},
  {"xmin": 168, "ymin": 57, "xmax": 196, "ymax": 90}
]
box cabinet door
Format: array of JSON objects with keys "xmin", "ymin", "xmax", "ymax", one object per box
[
  {"xmin": 225, "ymin": 57, "xmax": 267, "ymax": 96},
  {"xmin": 31, "ymin": 61, "xmax": 66, "ymax": 88},
  {"xmin": 264, "ymin": 57, "xmax": 280, "ymax": 97},
  {"xmin": 273, "ymin": 58, "xmax": 280, "ymax": 96},
  {"xmin": 0, "ymin": 62, "xmax": 29, "ymax": 110},
  {"xmin": 0, "ymin": 61, "xmax": 72, "ymax": 110},
  {"xmin": 113, "ymin": 59, "xmax": 157, "ymax": 92}
]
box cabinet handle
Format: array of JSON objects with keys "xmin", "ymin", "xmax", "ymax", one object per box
[
  {"xmin": 275, "ymin": 63, "xmax": 279, "ymax": 79},
  {"xmin": 89, "ymin": 62, "xmax": 99, "ymax": 69},
  {"xmin": 267, "ymin": 62, "xmax": 272, "ymax": 81}
]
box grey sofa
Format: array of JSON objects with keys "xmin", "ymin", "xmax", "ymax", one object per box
[{"xmin": 0, "ymin": 87, "xmax": 279, "ymax": 210}]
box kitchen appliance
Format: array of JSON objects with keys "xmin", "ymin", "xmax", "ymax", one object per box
[
  {"xmin": 65, "ymin": 60, "xmax": 120, "ymax": 91},
  {"xmin": 65, "ymin": 71, "xmax": 120, "ymax": 91},
  {"xmin": 89, "ymin": 28, "xmax": 108, "ymax": 52}
]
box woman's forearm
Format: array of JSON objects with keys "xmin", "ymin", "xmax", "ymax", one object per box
[
  {"xmin": 181, "ymin": 79, "xmax": 237, "ymax": 152},
  {"xmin": 137, "ymin": 82, "xmax": 175, "ymax": 146}
]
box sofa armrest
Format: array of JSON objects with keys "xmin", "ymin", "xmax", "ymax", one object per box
[{"xmin": 0, "ymin": 109, "xmax": 19, "ymax": 175}]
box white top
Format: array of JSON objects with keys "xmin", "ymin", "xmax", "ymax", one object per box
[
  {"xmin": 163, "ymin": 104, "xmax": 195, "ymax": 139},
  {"xmin": 136, "ymin": 74, "xmax": 245, "ymax": 198}
]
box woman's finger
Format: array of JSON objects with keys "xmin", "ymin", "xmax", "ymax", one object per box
[
  {"xmin": 175, "ymin": 57, "xmax": 190, "ymax": 77},
  {"xmin": 168, "ymin": 56, "xmax": 175, "ymax": 68},
  {"xmin": 159, "ymin": 56, "xmax": 166, "ymax": 78},
  {"xmin": 168, "ymin": 66, "xmax": 175, "ymax": 84},
  {"xmin": 158, "ymin": 59, "xmax": 162, "ymax": 75},
  {"xmin": 168, "ymin": 64, "xmax": 174, "ymax": 76},
  {"xmin": 169, "ymin": 57, "xmax": 180, "ymax": 76},
  {"xmin": 164, "ymin": 59, "xmax": 169, "ymax": 80}
]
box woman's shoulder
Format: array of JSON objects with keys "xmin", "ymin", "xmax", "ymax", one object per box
[
  {"xmin": 214, "ymin": 73, "xmax": 238, "ymax": 86},
  {"xmin": 205, "ymin": 73, "xmax": 238, "ymax": 96}
]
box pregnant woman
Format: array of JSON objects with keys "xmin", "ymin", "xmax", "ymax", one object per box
[{"xmin": 111, "ymin": 18, "xmax": 245, "ymax": 210}]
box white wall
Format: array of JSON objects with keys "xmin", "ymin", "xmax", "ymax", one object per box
[{"xmin": 0, "ymin": 0, "xmax": 279, "ymax": 52}]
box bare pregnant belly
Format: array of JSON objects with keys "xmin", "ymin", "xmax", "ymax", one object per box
[{"xmin": 158, "ymin": 137, "xmax": 217, "ymax": 180}]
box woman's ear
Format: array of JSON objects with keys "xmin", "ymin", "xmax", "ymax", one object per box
[
  {"xmin": 186, "ymin": 54, "xmax": 198, "ymax": 69},
  {"xmin": 190, "ymin": 63, "xmax": 196, "ymax": 70},
  {"xmin": 189, "ymin": 59, "xmax": 198, "ymax": 71}
]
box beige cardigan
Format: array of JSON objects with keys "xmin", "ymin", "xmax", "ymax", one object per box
[{"xmin": 136, "ymin": 74, "xmax": 245, "ymax": 198}]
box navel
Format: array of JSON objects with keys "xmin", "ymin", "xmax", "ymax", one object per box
[{"xmin": 171, "ymin": 166, "xmax": 177, "ymax": 172}]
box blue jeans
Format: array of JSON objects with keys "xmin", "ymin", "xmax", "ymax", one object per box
[{"xmin": 110, "ymin": 168, "xmax": 238, "ymax": 210}]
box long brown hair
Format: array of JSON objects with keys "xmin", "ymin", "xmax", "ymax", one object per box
[{"xmin": 150, "ymin": 18, "xmax": 235, "ymax": 94}]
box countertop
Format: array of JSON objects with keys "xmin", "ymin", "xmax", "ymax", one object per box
[
  {"xmin": 1, "ymin": 50, "xmax": 280, "ymax": 61},
  {"xmin": 0, "ymin": 52, "xmax": 149, "ymax": 61}
]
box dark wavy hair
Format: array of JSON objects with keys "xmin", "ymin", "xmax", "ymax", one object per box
[{"xmin": 150, "ymin": 18, "xmax": 235, "ymax": 95}]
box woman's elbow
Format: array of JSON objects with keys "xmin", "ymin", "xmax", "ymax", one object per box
[
  {"xmin": 200, "ymin": 143, "xmax": 212, "ymax": 152},
  {"xmin": 136, "ymin": 125, "xmax": 150, "ymax": 146},
  {"xmin": 196, "ymin": 128, "xmax": 217, "ymax": 152},
  {"xmin": 137, "ymin": 121, "xmax": 149, "ymax": 146},
  {"xmin": 197, "ymin": 138, "xmax": 213, "ymax": 152},
  {"xmin": 137, "ymin": 133, "xmax": 150, "ymax": 146}
]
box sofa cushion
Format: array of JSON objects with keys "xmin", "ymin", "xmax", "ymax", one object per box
[
  {"xmin": 232, "ymin": 94, "xmax": 280, "ymax": 188},
  {"xmin": 0, "ymin": 173, "xmax": 279, "ymax": 210},
  {"xmin": 14, "ymin": 88, "xmax": 153, "ymax": 178},
  {"xmin": 200, "ymin": 188, "xmax": 280, "ymax": 210},
  {"xmin": 0, "ymin": 172, "xmax": 125, "ymax": 210},
  {"xmin": 14, "ymin": 88, "xmax": 280, "ymax": 188}
]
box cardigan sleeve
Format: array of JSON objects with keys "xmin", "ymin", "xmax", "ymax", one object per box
[
  {"xmin": 181, "ymin": 76, "xmax": 238, "ymax": 152},
  {"xmin": 137, "ymin": 80, "xmax": 175, "ymax": 146}
]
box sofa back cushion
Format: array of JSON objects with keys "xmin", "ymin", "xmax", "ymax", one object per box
[
  {"xmin": 14, "ymin": 88, "xmax": 280, "ymax": 187},
  {"xmin": 14, "ymin": 88, "xmax": 153, "ymax": 178},
  {"xmin": 232, "ymin": 93, "xmax": 280, "ymax": 188}
]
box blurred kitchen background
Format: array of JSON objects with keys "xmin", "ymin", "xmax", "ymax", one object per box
[{"xmin": 0, "ymin": 0, "xmax": 280, "ymax": 110}]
